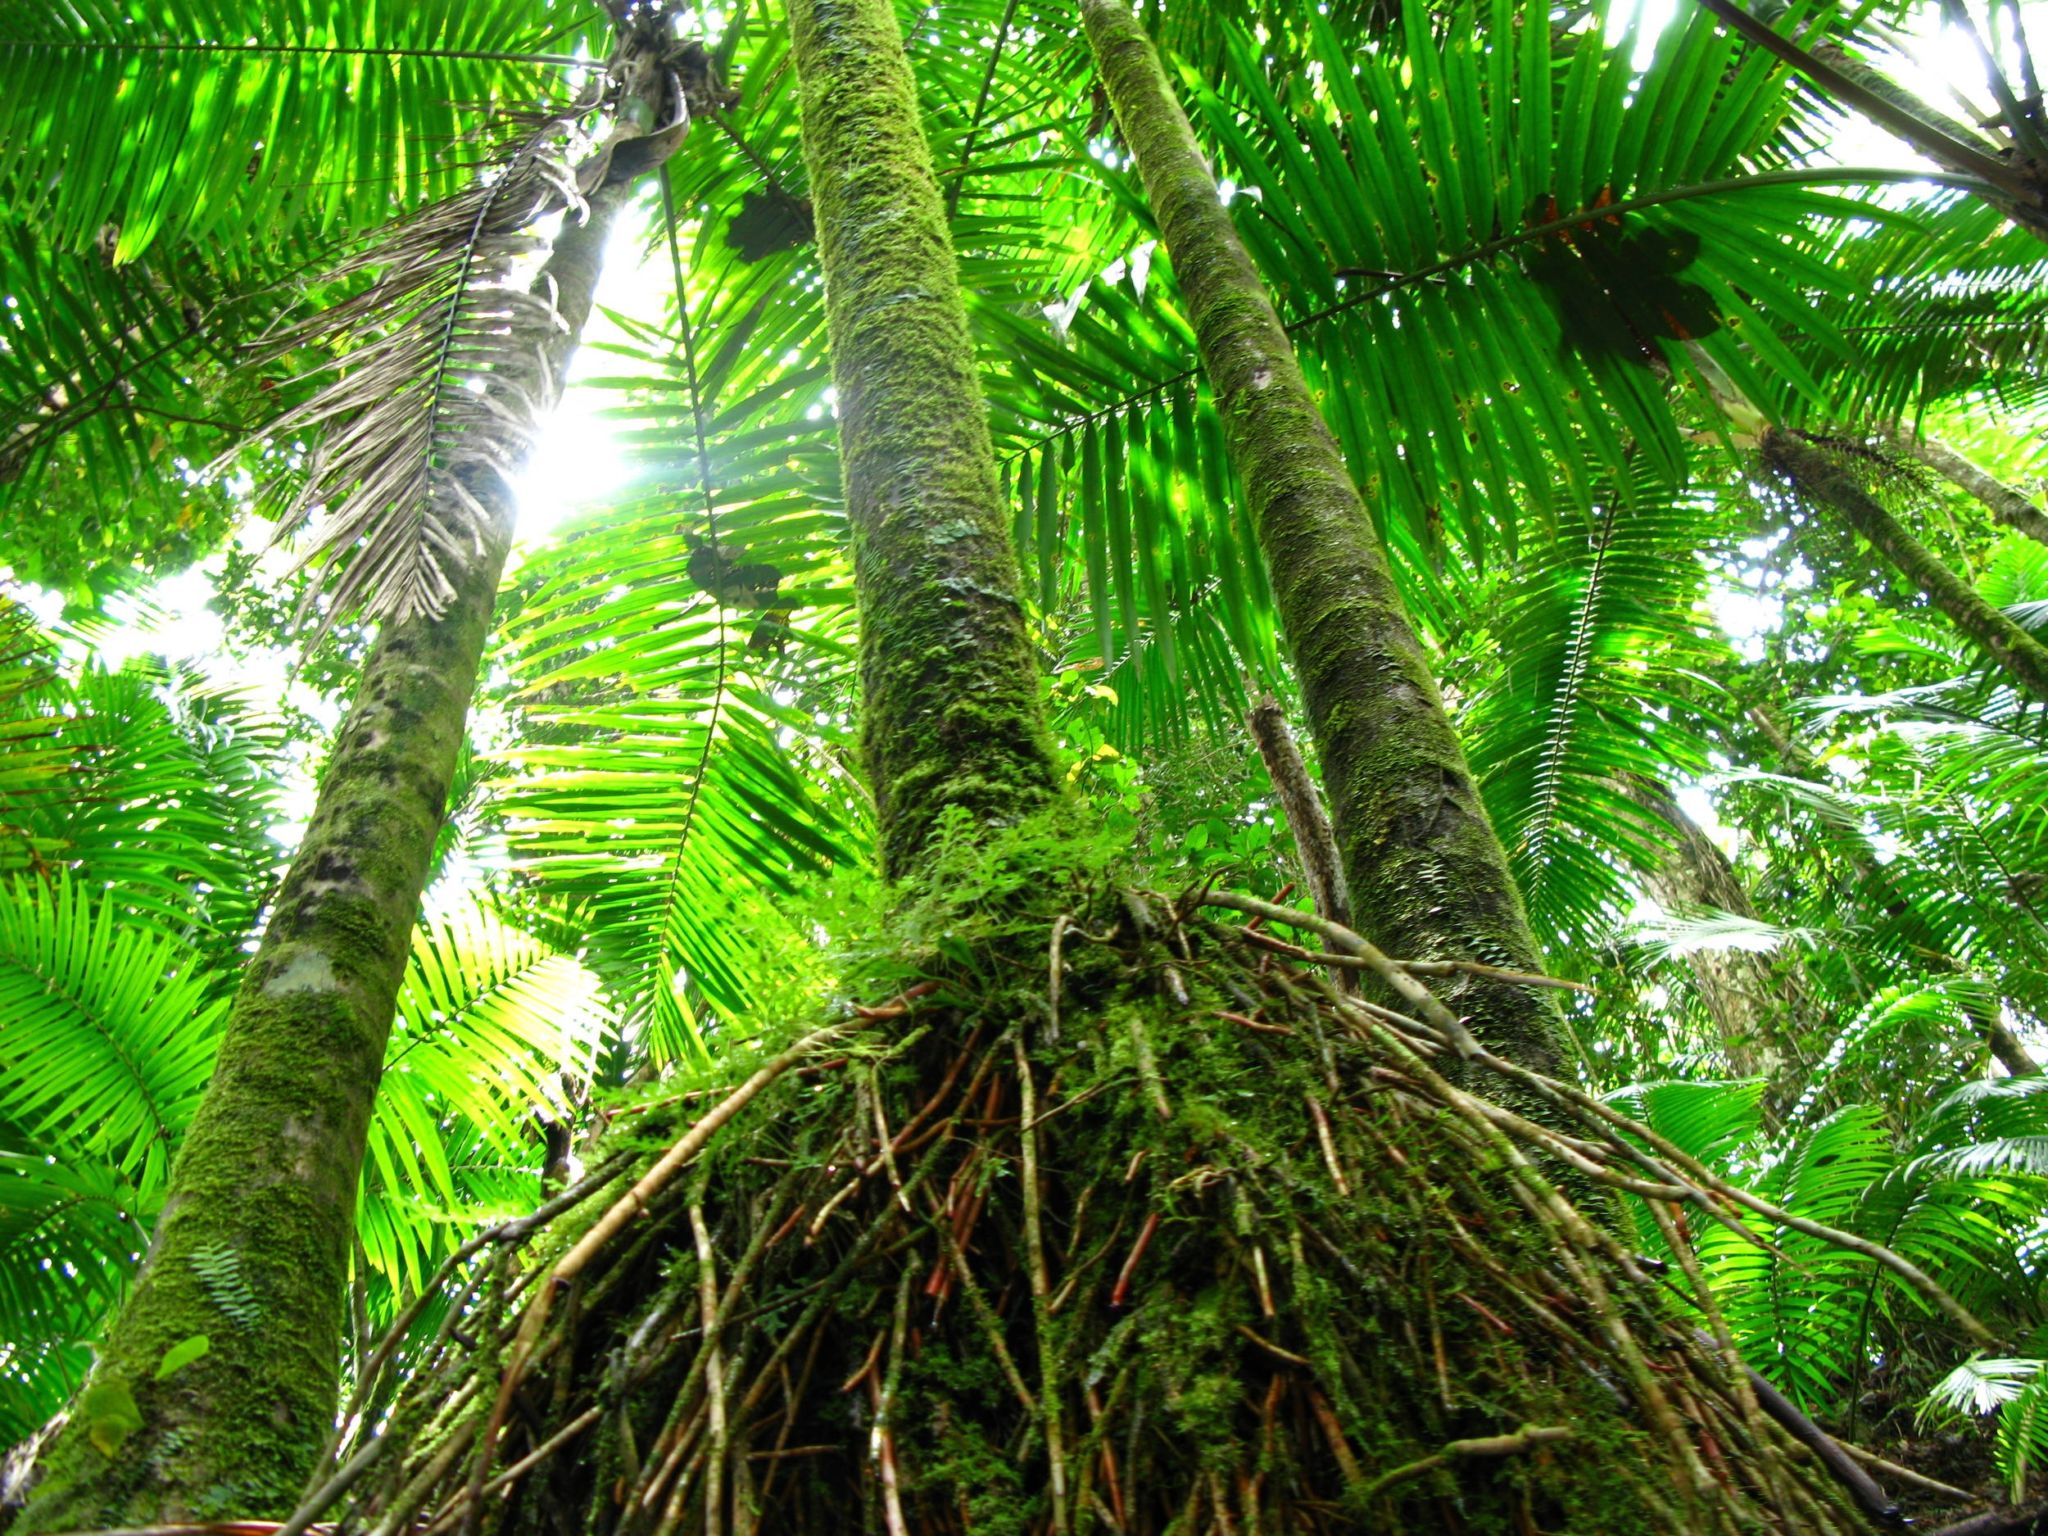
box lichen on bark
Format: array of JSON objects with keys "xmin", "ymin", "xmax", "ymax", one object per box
[
  {"xmin": 789, "ymin": 0, "xmax": 1059, "ymax": 881},
  {"xmin": 17, "ymin": 180, "xmax": 636, "ymax": 1533},
  {"xmin": 1078, "ymin": 0, "xmax": 1569, "ymax": 1077}
]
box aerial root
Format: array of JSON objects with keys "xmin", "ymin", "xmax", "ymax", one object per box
[{"xmin": 304, "ymin": 890, "xmax": 1980, "ymax": 1536}]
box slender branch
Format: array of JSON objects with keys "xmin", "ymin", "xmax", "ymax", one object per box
[
  {"xmin": 1355, "ymin": 1425, "xmax": 1574, "ymax": 1504},
  {"xmin": 1246, "ymin": 695, "xmax": 1349, "ymax": 928}
]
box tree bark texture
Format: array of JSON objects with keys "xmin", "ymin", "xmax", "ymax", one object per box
[
  {"xmin": 1246, "ymin": 695, "xmax": 1350, "ymax": 928},
  {"xmin": 790, "ymin": 0, "xmax": 1058, "ymax": 880},
  {"xmin": 1078, "ymin": 0, "xmax": 1570, "ymax": 1076},
  {"xmin": 1895, "ymin": 432, "xmax": 2048, "ymax": 551},
  {"xmin": 18, "ymin": 179, "xmax": 635, "ymax": 1533},
  {"xmin": 1762, "ymin": 428, "xmax": 2048, "ymax": 702}
]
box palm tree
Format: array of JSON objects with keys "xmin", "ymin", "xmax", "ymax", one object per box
[
  {"xmin": 6, "ymin": 8, "xmax": 706, "ymax": 1522},
  {"xmin": 5, "ymin": 0, "xmax": 2048, "ymax": 1529}
]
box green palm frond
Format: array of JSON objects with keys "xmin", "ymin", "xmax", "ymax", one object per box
[
  {"xmin": 0, "ymin": 659, "xmax": 284, "ymax": 950},
  {"xmin": 494, "ymin": 499, "xmax": 863, "ymax": 1058},
  {"xmin": 0, "ymin": 1, "xmax": 599, "ymax": 264},
  {"xmin": 1025, "ymin": 0, "xmax": 1888, "ymax": 570},
  {"xmin": 0, "ymin": 875, "xmax": 223, "ymax": 1187},
  {"xmin": 0, "ymin": 222, "xmax": 246, "ymax": 552},
  {"xmin": 0, "ymin": 876, "xmax": 607, "ymax": 1425},
  {"xmin": 1984, "ymin": 1366, "xmax": 2048, "ymax": 1501},
  {"xmin": 476, "ymin": 100, "xmax": 868, "ymax": 1060},
  {"xmin": 1616, "ymin": 1068, "xmax": 2048, "ymax": 1409},
  {"xmin": 0, "ymin": 1150, "xmax": 145, "ymax": 1443},
  {"xmin": 359, "ymin": 901, "xmax": 607, "ymax": 1295},
  {"xmin": 1462, "ymin": 490, "xmax": 1731, "ymax": 949},
  {"xmin": 1809, "ymin": 192, "xmax": 2048, "ymax": 425},
  {"xmin": 0, "ymin": 596, "xmax": 67, "ymax": 845},
  {"xmin": 0, "ymin": 2, "xmax": 614, "ymax": 550}
]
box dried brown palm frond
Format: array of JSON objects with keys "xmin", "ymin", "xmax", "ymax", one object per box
[
  {"xmin": 243, "ymin": 102, "xmax": 597, "ymax": 635},
  {"xmin": 223, "ymin": 18, "xmax": 723, "ymax": 641}
]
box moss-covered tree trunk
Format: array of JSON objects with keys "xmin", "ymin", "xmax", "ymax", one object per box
[
  {"xmin": 1895, "ymin": 431, "xmax": 2048, "ymax": 550},
  {"xmin": 297, "ymin": 11, "xmax": 1917, "ymax": 1532},
  {"xmin": 1763, "ymin": 428, "xmax": 2048, "ymax": 701},
  {"xmin": 17, "ymin": 179, "xmax": 636, "ymax": 1533},
  {"xmin": 791, "ymin": 0, "xmax": 1057, "ymax": 878},
  {"xmin": 1077, "ymin": 0, "xmax": 1568, "ymax": 1075}
]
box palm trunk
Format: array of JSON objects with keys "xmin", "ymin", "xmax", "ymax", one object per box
[
  {"xmin": 1893, "ymin": 431, "xmax": 2048, "ymax": 550},
  {"xmin": 300, "ymin": 12, "xmax": 1915, "ymax": 1531},
  {"xmin": 1762, "ymin": 427, "xmax": 2048, "ymax": 701},
  {"xmin": 791, "ymin": 0, "xmax": 1057, "ymax": 878},
  {"xmin": 17, "ymin": 179, "xmax": 634, "ymax": 1533},
  {"xmin": 1077, "ymin": 0, "xmax": 1569, "ymax": 1076}
]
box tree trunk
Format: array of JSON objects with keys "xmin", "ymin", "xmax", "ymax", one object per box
[
  {"xmin": 1620, "ymin": 774, "xmax": 1803, "ymax": 1087},
  {"xmin": 793, "ymin": 0, "xmax": 1057, "ymax": 878},
  {"xmin": 1894, "ymin": 432, "xmax": 2048, "ymax": 551},
  {"xmin": 1077, "ymin": 0, "xmax": 1570, "ymax": 1077},
  {"xmin": 289, "ymin": 8, "xmax": 1925, "ymax": 1532},
  {"xmin": 1762, "ymin": 428, "xmax": 2048, "ymax": 702},
  {"xmin": 16, "ymin": 176, "xmax": 636, "ymax": 1534}
]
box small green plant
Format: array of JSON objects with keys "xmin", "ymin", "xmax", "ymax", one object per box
[{"xmin": 188, "ymin": 1244, "xmax": 260, "ymax": 1329}]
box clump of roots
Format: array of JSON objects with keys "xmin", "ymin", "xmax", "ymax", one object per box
[{"xmin": 309, "ymin": 885, "xmax": 1964, "ymax": 1536}]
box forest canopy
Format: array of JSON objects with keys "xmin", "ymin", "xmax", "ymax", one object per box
[{"xmin": 4, "ymin": 0, "xmax": 2048, "ymax": 1531}]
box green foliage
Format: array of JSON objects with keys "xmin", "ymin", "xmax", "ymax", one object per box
[
  {"xmin": 0, "ymin": 661, "xmax": 608, "ymax": 1441},
  {"xmin": 1461, "ymin": 487, "xmax": 1732, "ymax": 951},
  {"xmin": 1615, "ymin": 1072, "xmax": 2048, "ymax": 1412},
  {"xmin": 6, "ymin": 0, "xmax": 2048, "ymax": 1499},
  {"xmin": 187, "ymin": 1245, "xmax": 260, "ymax": 1330}
]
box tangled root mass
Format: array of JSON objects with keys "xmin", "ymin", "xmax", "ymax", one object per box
[{"xmin": 325, "ymin": 877, "xmax": 1908, "ymax": 1536}]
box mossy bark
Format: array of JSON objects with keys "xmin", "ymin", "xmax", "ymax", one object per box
[
  {"xmin": 1896, "ymin": 431, "xmax": 2048, "ymax": 551},
  {"xmin": 789, "ymin": 0, "xmax": 1059, "ymax": 880},
  {"xmin": 1078, "ymin": 0, "xmax": 1568, "ymax": 1075},
  {"xmin": 1763, "ymin": 428, "xmax": 2048, "ymax": 702},
  {"xmin": 326, "ymin": 892, "xmax": 1880, "ymax": 1535},
  {"xmin": 16, "ymin": 181, "xmax": 633, "ymax": 1533}
]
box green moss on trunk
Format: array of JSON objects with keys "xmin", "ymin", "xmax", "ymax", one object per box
[
  {"xmin": 789, "ymin": 0, "xmax": 1058, "ymax": 880},
  {"xmin": 1764, "ymin": 428, "xmax": 2048, "ymax": 701},
  {"xmin": 1078, "ymin": 0, "xmax": 1567, "ymax": 1076},
  {"xmin": 17, "ymin": 183, "xmax": 634, "ymax": 1533},
  {"xmin": 1896, "ymin": 431, "xmax": 2048, "ymax": 551},
  {"xmin": 326, "ymin": 869, "xmax": 1877, "ymax": 1534}
]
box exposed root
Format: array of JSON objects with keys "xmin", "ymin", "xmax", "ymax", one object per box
[{"xmin": 310, "ymin": 888, "xmax": 1972, "ymax": 1535}]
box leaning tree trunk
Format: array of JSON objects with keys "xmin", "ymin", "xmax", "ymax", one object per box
[
  {"xmin": 15, "ymin": 175, "xmax": 640, "ymax": 1535},
  {"xmin": 1893, "ymin": 430, "xmax": 2048, "ymax": 551},
  {"xmin": 1077, "ymin": 0, "xmax": 1569, "ymax": 1077},
  {"xmin": 1762, "ymin": 427, "xmax": 2048, "ymax": 701}
]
